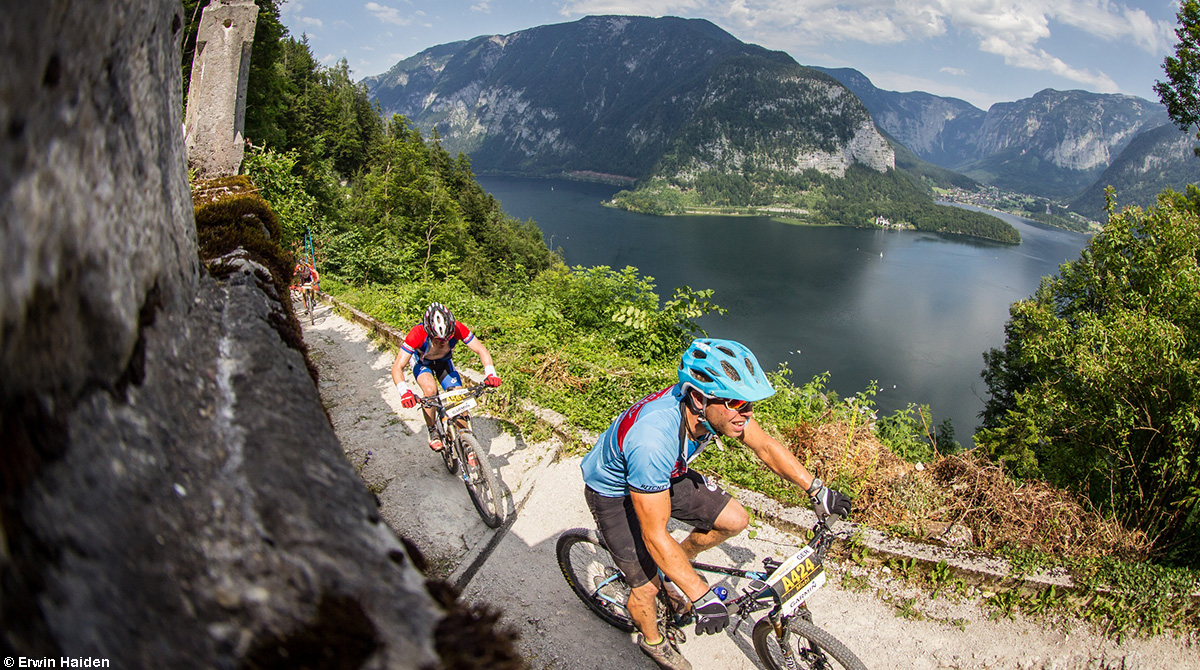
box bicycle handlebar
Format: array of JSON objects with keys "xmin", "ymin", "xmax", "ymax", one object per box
[{"xmin": 415, "ymin": 384, "xmax": 494, "ymax": 409}]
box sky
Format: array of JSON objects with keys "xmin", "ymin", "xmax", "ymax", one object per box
[{"xmin": 278, "ymin": 0, "xmax": 1185, "ymax": 111}]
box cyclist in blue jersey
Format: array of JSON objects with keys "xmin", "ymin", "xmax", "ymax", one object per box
[{"xmin": 580, "ymin": 338, "xmax": 851, "ymax": 670}]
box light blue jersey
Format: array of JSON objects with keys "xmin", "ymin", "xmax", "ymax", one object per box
[{"xmin": 581, "ymin": 384, "xmax": 714, "ymax": 497}]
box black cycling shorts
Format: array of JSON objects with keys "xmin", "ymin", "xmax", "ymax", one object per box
[{"xmin": 584, "ymin": 470, "xmax": 732, "ymax": 588}]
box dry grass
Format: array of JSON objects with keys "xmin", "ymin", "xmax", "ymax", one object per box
[
  {"xmin": 521, "ymin": 351, "xmax": 589, "ymax": 391},
  {"xmin": 783, "ymin": 422, "xmax": 1150, "ymax": 561}
]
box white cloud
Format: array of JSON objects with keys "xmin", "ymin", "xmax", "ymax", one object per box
[
  {"xmin": 558, "ymin": 1, "xmax": 1164, "ymax": 94},
  {"xmin": 940, "ymin": 66, "xmax": 966, "ymax": 76},
  {"xmin": 559, "ymin": 0, "xmax": 704, "ymax": 18},
  {"xmin": 472, "ymin": 0, "xmax": 493, "ymax": 12},
  {"xmin": 300, "ymin": 16, "xmax": 324, "ymax": 29},
  {"xmin": 365, "ymin": 2, "xmax": 413, "ymax": 27},
  {"xmin": 868, "ymin": 70, "xmax": 998, "ymax": 109}
]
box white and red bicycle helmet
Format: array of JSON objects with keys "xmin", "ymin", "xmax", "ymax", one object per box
[{"xmin": 423, "ymin": 302, "xmax": 456, "ymax": 339}]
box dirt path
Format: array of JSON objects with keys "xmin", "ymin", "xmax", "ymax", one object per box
[{"xmin": 303, "ymin": 301, "xmax": 1198, "ymax": 670}]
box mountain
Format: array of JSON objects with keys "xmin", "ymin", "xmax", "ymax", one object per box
[
  {"xmin": 813, "ymin": 67, "xmax": 984, "ymax": 169},
  {"xmin": 364, "ymin": 16, "xmax": 892, "ymax": 183},
  {"xmin": 815, "ymin": 68, "xmax": 1171, "ymax": 201},
  {"xmin": 1069, "ymin": 123, "xmax": 1200, "ymax": 219}
]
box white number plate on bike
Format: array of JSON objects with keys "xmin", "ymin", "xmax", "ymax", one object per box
[
  {"xmin": 766, "ymin": 545, "xmax": 826, "ymax": 617},
  {"xmin": 444, "ymin": 396, "xmax": 476, "ymax": 418}
]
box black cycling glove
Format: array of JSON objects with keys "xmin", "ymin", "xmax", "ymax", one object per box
[
  {"xmin": 692, "ymin": 588, "xmax": 729, "ymax": 635},
  {"xmin": 810, "ymin": 480, "xmax": 852, "ymax": 519}
]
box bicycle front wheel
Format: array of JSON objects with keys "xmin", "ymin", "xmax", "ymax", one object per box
[
  {"xmin": 458, "ymin": 432, "xmax": 504, "ymax": 528},
  {"xmin": 752, "ymin": 615, "xmax": 867, "ymax": 670},
  {"xmin": 440, "ymin": 435, "xmax": 459, "ymax": 475},
  {"xmin": 555, "ymin": 528, "xmax": 636, "ymax": 632}
]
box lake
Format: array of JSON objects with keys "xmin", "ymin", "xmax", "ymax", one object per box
[{"xmin": 478, "ymin": 176, "xmax": 1092, "ymax": 445}]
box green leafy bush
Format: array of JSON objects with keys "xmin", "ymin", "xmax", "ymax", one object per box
[{"xmin": 978, "ymin": 189, "xmax": 1200, "ymax": 564}]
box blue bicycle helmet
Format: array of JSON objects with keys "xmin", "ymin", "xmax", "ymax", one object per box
[{"xmin": 677, "ymin": 338, "xmax": 775, "ymax": 401}]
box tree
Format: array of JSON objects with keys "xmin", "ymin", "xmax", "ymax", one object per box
[
  {"xmin": 1155, "ymin": 0, "xmax": 1200, "ymax": 155},
  {"xmin": 976, "ymin": 190, "xmax": 1200, "ymax": 564}
]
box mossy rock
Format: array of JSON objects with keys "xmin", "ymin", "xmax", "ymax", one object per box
[{"xmin": 191, "ymin": 177, "xmax": 316, "ymax": 385}]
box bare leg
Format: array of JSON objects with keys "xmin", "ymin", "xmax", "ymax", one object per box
[
  {"xmin": 415, "ymin": 372, "xmax": 440, "ymax": 434},
  {"xmin": 629, "ymin": 579, "xmax": 664, "ymax": 642},
  {"xmin": 679, "ymin": 499, "xmax": 748, "ymax": 560}
]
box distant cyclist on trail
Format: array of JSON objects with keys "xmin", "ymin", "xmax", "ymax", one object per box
[
  {"xmin": 391, "ymin": 302, "xmax": 502, "ymax": 451},
  {"xmin": 292, "ymin": 260, "xmax": 319, "ymax": 292},
  {"xmin": 579, "ymin": 338, "xmax": 852, "ymax": 670}
]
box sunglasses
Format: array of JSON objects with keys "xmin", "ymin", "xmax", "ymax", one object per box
[{"xmin": 717, "ymin": 397, "xmax": 754, "ymax": 412}]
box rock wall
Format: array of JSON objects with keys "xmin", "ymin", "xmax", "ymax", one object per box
[{"xmin": 0, "ymin": 2, "xmax": 454, "ymax": 667}]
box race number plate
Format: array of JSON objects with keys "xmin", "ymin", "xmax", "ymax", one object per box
[
  {"xmin": 765, "ymin": 545, "xmax": 827, "ymax": 617},
  {"xmin": 444, "ymin": 396, "xmax": 477, "ymax": 418}
]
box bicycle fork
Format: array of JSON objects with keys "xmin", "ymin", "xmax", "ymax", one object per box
[{"xmin": 770, "ymin": 612, "xmax": 801, "ymax": 670}]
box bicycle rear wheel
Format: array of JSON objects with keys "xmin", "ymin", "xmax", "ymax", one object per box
[
  {"xmin": 752, "ymin": 615, "xmax": 866, "ymax": 670},
  {"xmin": 458, "ymin": 431, "xmax": 504, "ymax": 528},
  {"xmin": 555, "ymin": 528, "xmax": 636, "ymax": 632}
]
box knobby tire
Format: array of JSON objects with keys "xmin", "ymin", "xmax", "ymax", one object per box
[
  {"xmin": 440, "ymin": 432, "xmax": 459, "ymax": 475},
  {"xmin": 751, "ymin": 615, "xmax": 867, "ymax": 670},
  {"xmin": 458, "ymin": 431, "xmax": 504, "ymax": 528},
  {"xmin": 555, "ymin": 528, "xmax": 636, "ymax": 632}
]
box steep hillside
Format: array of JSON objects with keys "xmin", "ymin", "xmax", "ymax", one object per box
[
  {"xmin": 365, "ymin": 16, "xmax": 892, "ymax": 182},
  {"xmin": 361, "ymin": 41, "xmax": 467, "ymax": 120},
  {"xmin": 1070, "ymin": 123, "xmax": 1200, "ymax": 220}
]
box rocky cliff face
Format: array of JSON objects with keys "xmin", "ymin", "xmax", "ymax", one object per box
[
  {"xmin": 366, "ymin": 16, "xmax": 893, "ymax": 182},
  {"xmin": 816, "ymin": 67, "xmax": 1170, "ymax": 200},
  {"xmin": 814, "ymin": 67, "xmax": 984, "ymax": 168},
  {"xmin": 973, "ymin": 89, "xmax": 1166, "ymax": 171},
  {"xmin": 0, "ymin": 2, "xmax": 473, "ymax": 666},
  {"xmin": 1069, "ymin": 123, "xmax": 1200, "ymax": 219}
]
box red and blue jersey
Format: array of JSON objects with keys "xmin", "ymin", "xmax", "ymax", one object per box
[
  {"xmin": 401, "ymin": 321, "xmax": 474, "ymax": 364},
  {"xmin": 581, "ymin": 384, "xmax": 714, "ymax": 497}
]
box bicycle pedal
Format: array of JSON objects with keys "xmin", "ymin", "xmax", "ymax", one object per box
[{"xmin": 664, "ymin": 625, "xmax": 686, "ymax": 646}]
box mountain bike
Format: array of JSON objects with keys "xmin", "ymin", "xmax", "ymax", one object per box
[
  {"xmin": 556, "ymin": 513, "xmax": 866, "ymax": 670},
  {"xmin": 291, "ymin": 284, "xmax": 315, "ymax": 324},
  {"xmin": 301, "ymin": 284, "xmax": 315, "ymax": 324},
  {"xmin": 417, "ymin": 384, "xmax": 506, "ymax": 528}
]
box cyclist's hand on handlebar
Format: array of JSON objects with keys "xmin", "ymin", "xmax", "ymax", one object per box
[
  {"xmin": 811, "ymin": 485, "xmax": 852, "ymax": 519},
  {"xmin": 692, "ymin": 588, "xmax": 729, "ymax": 635},
  {"xmin": 484, "ymin": 374, "xmax": 502, "ymax": 387},
  {"xmin": 400, "ymin": 390, "xmax": 417, "ymax": 409}
]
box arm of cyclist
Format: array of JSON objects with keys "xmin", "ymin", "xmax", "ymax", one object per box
[
  {"xmin": 740, "ymin": 417, "xmax": 851, "ymax": 518},
  {"xmin": 390, "ymin": 350, "xmax": 418, "ymax": 408},
  {"xmin": 631, "ymin": 490, "xmax": 709, "ymax": 600},
  {"xmin": 631, "ymin": 490, "xmax": 730, "ymax": 635},
  {"xmin": 463, "ymin": 336, "xmax": 502, "ymax": 387}
]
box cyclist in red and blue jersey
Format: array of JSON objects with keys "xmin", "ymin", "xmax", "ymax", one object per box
[
  {"xmin": 580, "ymin": 338, "xmax": 851, "ymax": 670},
  {"xmin": 390, "ymin": 302, "xmax": 501, "ymax": 451}
]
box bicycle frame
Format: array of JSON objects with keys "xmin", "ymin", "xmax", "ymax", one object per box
[
  {"xmin": 422, "ymin": 385, "xmax": 485, "ymax": 443},
  {"xmin": 417, "ymin": 385, "xmax": 505, "ymax": 528},
  {"xmin": 559, "ymin": 514, "xmax": 863, "ymax": 669},
  {"xmin": 591, "ymin": 516, "xmax": 838, "ymax": 632}
]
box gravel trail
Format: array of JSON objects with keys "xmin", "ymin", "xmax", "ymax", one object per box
[{"xmin": 304, "ymin": 300, "xmax": 1198, "ymax": 670}]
